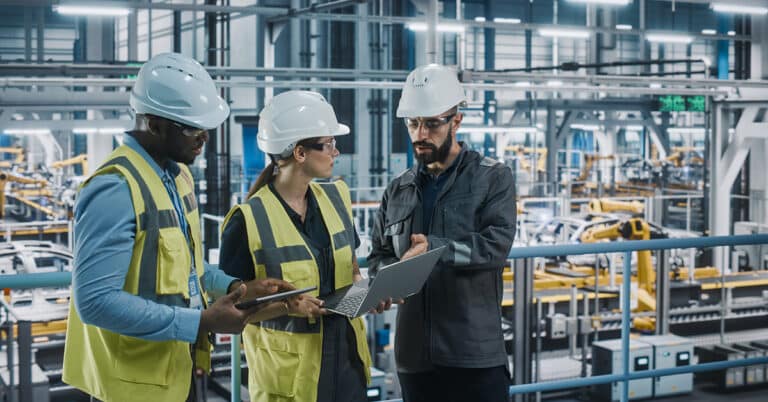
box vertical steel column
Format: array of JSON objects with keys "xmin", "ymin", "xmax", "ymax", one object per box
[
  {"xmin": 17, "ymin": 321, "xmax": 31, "ymax": 402},
  {"xmin": 425, "ymin": 0, "xmax": 438, "ymax": 63},
  {"xmin": 230, "ymin": 334, "xmax": 241, "ymax": 402},
  {"xmin": 36, "ymin": 8, "xmax": 44, "ymax": 62},
  {"xmin": 513, "ymin": 258, "xmax": 533, "ymax": 402},
  {"xmin": 621, "ymin": 252, "xmax": 631, "ymax": 402},
  {"xmin": 173, "ymin": 11, "xmax": 182, "ymax": 53},
  {"xmin": 24, "ymin": 9, "xmax": 31, "ymax": 62},
  {"xmin": 718, "ymin": 16, "xmax": 730, "ymax": 80}
]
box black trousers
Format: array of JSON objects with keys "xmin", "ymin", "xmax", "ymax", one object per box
[
  {"xmin": 316, "ymin": 314, "xmax": 368, "ymax": 402},
  {"xmin": 398, "ymin": 365, "xmax": 511, "ymax": 402}
]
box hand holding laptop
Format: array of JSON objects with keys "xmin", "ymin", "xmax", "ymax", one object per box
[{"xmin": 287, "ymin": 294, "xmax": 327, "ymax": 318}]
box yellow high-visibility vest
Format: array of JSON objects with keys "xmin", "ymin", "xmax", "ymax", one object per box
[
  {"xmin": 223, "ymin": 180, "xmax": 372, "ymax": 402},
  {"xmin": 62, "ymin": 145, "xmax": 210, "ymax": 402}
]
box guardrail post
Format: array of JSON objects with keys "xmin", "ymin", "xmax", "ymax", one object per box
[
  {"xmin": 231, "ymin": 334, "xmax": 241, "ymax": 402},
  {"xmin": 17, "ymin": 321, "xmax": 31, "ymax": 402},
  {"xmin": 621, "ymin": 252, "xmax": 631, "ymax": 402},
  {"xmin": 513, "ymin": 258, "xmax": 533, "ymax": 402},
  {"xmin": 6, "ymin": 315, "xmax": 15, "ymax": 402},
  {"xmin": 656, "ymin": 249, "xmax": 670, "ymax": 335}
]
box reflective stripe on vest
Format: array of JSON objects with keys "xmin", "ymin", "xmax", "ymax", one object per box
[
  {"xmin": 246, "ymin": 197, "xmax": 313, "ymax": 280},
  {"xmin": 318, "ymin": 182, "xmax": 354, "ymax": 251},
  {"xmin": 101, "ymin": 156, "xmax": 185, "ymax": 307}
]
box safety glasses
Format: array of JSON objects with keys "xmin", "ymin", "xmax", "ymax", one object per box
[{"xmin": 404, "ymin": 113, "xmax": 456, "ymax": 131}]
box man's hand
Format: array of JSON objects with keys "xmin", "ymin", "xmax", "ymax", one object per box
[
  {"xmin": 287, "ymin": 295, "xmax": 327, "ymax": 318},
  {"xmin": 401, "ymin": 234, "xmax": 428, "ymax": 261},
  {"xmin": 198, "ymin": 284, "xmax": 264, "ymax": 339},
  {"xmin": 241, "ymin": 278, "xmax": 295, "ymax": 300}
]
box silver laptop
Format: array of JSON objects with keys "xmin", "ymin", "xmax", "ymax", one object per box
[{"xmin": 322, "ymin": 246, "xmax": 447, "ymax": 318}]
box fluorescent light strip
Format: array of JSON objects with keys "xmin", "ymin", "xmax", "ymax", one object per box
[
  {"xmin": 728, "ymin": 30, "xmax": 736, "ymax": 36},
  {"xmin": 646, "ymin": 33, "xmax": 693, "ymax": 44},
  {"xmin": 567, "ymin": 0, "xmax": 631, "ymax": 5},
  {"xmin": 616, "ymin": 24, "xmax": 633, "ymax": 30},
  {"xmin": 474, "ymin": 17, "xmax": 486, "ymax": 22},
  {"xmin": 4, "ymin": 129, "xmax": 52, "ymax": 135},
  {"xmin": 571, "ymin": 124, "xmax": 602, "ymax": 131},
  {"xmin": 73, "ymin": 127, "xmax": 127, "ymax": 135},
  {"xmin": 493, "ymin": 18, "xmax": 521, "ymax": 24},
  {"xmin": 702, "ymin": 29, "xmax": 717, "ymax": 35},
  {"xmin": 406, "ymin": 23, "xmax": 465, "ymax": 33},
  {"xmin": 711, "ymin": 3, "xmax": 768, "ymax": 15},
  {"xmin": 56, "ymin": 5, "xmax": 131, "ymax": 16},
  {"xmin": 539, "ymin": 28, "xmax": 591, "ymax": 39}
]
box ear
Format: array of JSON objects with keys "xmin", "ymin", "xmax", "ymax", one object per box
[
  {"xmin": 451, "ymin": 113, "xmax": 463, "ymax": 133},
  {"xmin": 293, "ymin": 145, "xmax": 306, "ymax": 163},
  {"xmin": 147, "ymin": 117, "xmax": 163, "ymax": 137}
]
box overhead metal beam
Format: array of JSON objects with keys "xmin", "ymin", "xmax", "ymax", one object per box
[
  {"xmin": 0, "ymin": 63, "xmax": 409, "ymax": 79},
  {"xmin": 0, "ymin": 89, "xmax": 129, "ymax": 107},
  {"xmin": 45, "ymin": 0, "xmax": 287, "ymax": 15},
  {"xmin": 0, "ymin": 77, "xmax": 735, "ymax": 96}
]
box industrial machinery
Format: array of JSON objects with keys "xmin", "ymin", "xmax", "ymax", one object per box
[
  {"xmin": 592, "ymin": 339, "xmax": 654, "ymax": 401},
  {"xmin": 637, "ymin": 334, "xmax": 693, "ymax": 397},
  {"xmin": 0, "ymin": 171, "xmax": 51, "ymax": 220},
  {"xmin": 0, "ymin": 147, "xmax": 25, "ymax": 170},
  {"xmin": 49, "ymin": 154, "xmax": 87, "ymax": 176}
]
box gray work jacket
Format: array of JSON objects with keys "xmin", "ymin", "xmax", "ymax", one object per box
[{"xmin": 368, "ymin": 144, "xmax": 517, "ymax": 370}]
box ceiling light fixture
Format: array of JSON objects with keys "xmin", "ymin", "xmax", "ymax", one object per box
[
  {"xmin": 493, "ymin": 18, "xmax": 521, "ymax": 24},
  {"xmin": 710, "ymin": 3, "xmax": 768, "ymax": 15},
  {"xmin": 646, "ymin": 33, "xmax": 693, "ymax": 44},
  {"xmin": 55, "ymin": 5, "xmax": 131, "ymax": 16},
  {"xmin": 539, "ymin": 28, "xmax": 591, "ymax": 39},
  {"xmin": 406, "ymin": 23, "xmax": 465, "ymax": 33},
  {"xmin": 567, "ymin": 0, "xmax": 631, "ymax": 5}
]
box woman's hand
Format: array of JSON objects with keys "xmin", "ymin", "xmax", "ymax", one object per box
[{"xmin": 287, "ymin": 295, "xmax": 327, "ymax": 318}]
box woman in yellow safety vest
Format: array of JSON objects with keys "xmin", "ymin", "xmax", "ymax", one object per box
[{"xmin": 220, "ymin": 90, "xmax": 388, "ymax": 402}]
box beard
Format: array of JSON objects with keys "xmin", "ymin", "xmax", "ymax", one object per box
[{"xmin": 413, "ymin": 128, "xmax": 453, "ymax": 165}]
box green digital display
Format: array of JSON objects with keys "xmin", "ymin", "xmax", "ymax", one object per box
[
  {"xmin": 657, "ymin": 95, "xmax": 706, "ymax": 112},
  {"xmin": 686, "ymin": 96, "xmax": 706, "ymax": 112}
]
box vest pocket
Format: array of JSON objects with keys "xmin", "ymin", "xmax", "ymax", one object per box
[
  {"xmin": 157, "ymin": 228, "xmax": 192, "ymax": 296},
  {"xmin": 115, "ymin": 335, "xmax": 173, "ymax": 386},
  {"xmin": 251, "ymin": 346, "xmax": 300, "ymax": 397}
]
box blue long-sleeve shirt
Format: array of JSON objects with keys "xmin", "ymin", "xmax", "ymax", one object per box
[{"xmin": 72, "ymin": 134, "xmax": 236, "ymax": 343}]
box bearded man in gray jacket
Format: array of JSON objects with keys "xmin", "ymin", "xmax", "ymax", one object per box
[{"xmin": 368, "ymin": 64, "xmax": 517, "ymax": 402}]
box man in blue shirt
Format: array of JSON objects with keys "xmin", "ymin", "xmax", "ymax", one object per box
[{"xmin": 63, "ymin": 53, "xmax": 302, "ymax": 402}]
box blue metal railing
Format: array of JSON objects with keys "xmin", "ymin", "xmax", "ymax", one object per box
[
  {"xmin": 504, "ymin": 233, "xmax": 768, "ymax": 402},
  {"xmin": 2, "ymin": 234, "xmax": 768, "ymax": 402}
]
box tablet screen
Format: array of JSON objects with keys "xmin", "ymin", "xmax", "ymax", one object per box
[{"xmin": 234, "ymin": 286, "xmax": 317, "ymax": 310}]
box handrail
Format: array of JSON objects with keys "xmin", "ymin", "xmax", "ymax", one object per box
[{"xmin": 508, "ymin": 234, "xmax": 768, "ymax": 258}]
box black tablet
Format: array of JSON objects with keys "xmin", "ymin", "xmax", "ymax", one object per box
[{"xmin": 234, "ymin": 286, "xmax": 317, "ymax": 310}]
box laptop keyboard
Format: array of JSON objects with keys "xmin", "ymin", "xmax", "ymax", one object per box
[{"xmin": 332, "ymin": 290, "xmax": 368, "ymax": 316}]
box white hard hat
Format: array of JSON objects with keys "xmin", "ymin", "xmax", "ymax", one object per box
[
  {"xmin": 257, "ymin": 90, "xmax": 349, "ymax": 156},
  {"xmin": 396, "ymin": 64, "xmax": 466, "ymax": 118},
  {"xmin": 130, "ymin": 52, "xmax": 230, "ymax": 130}
]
